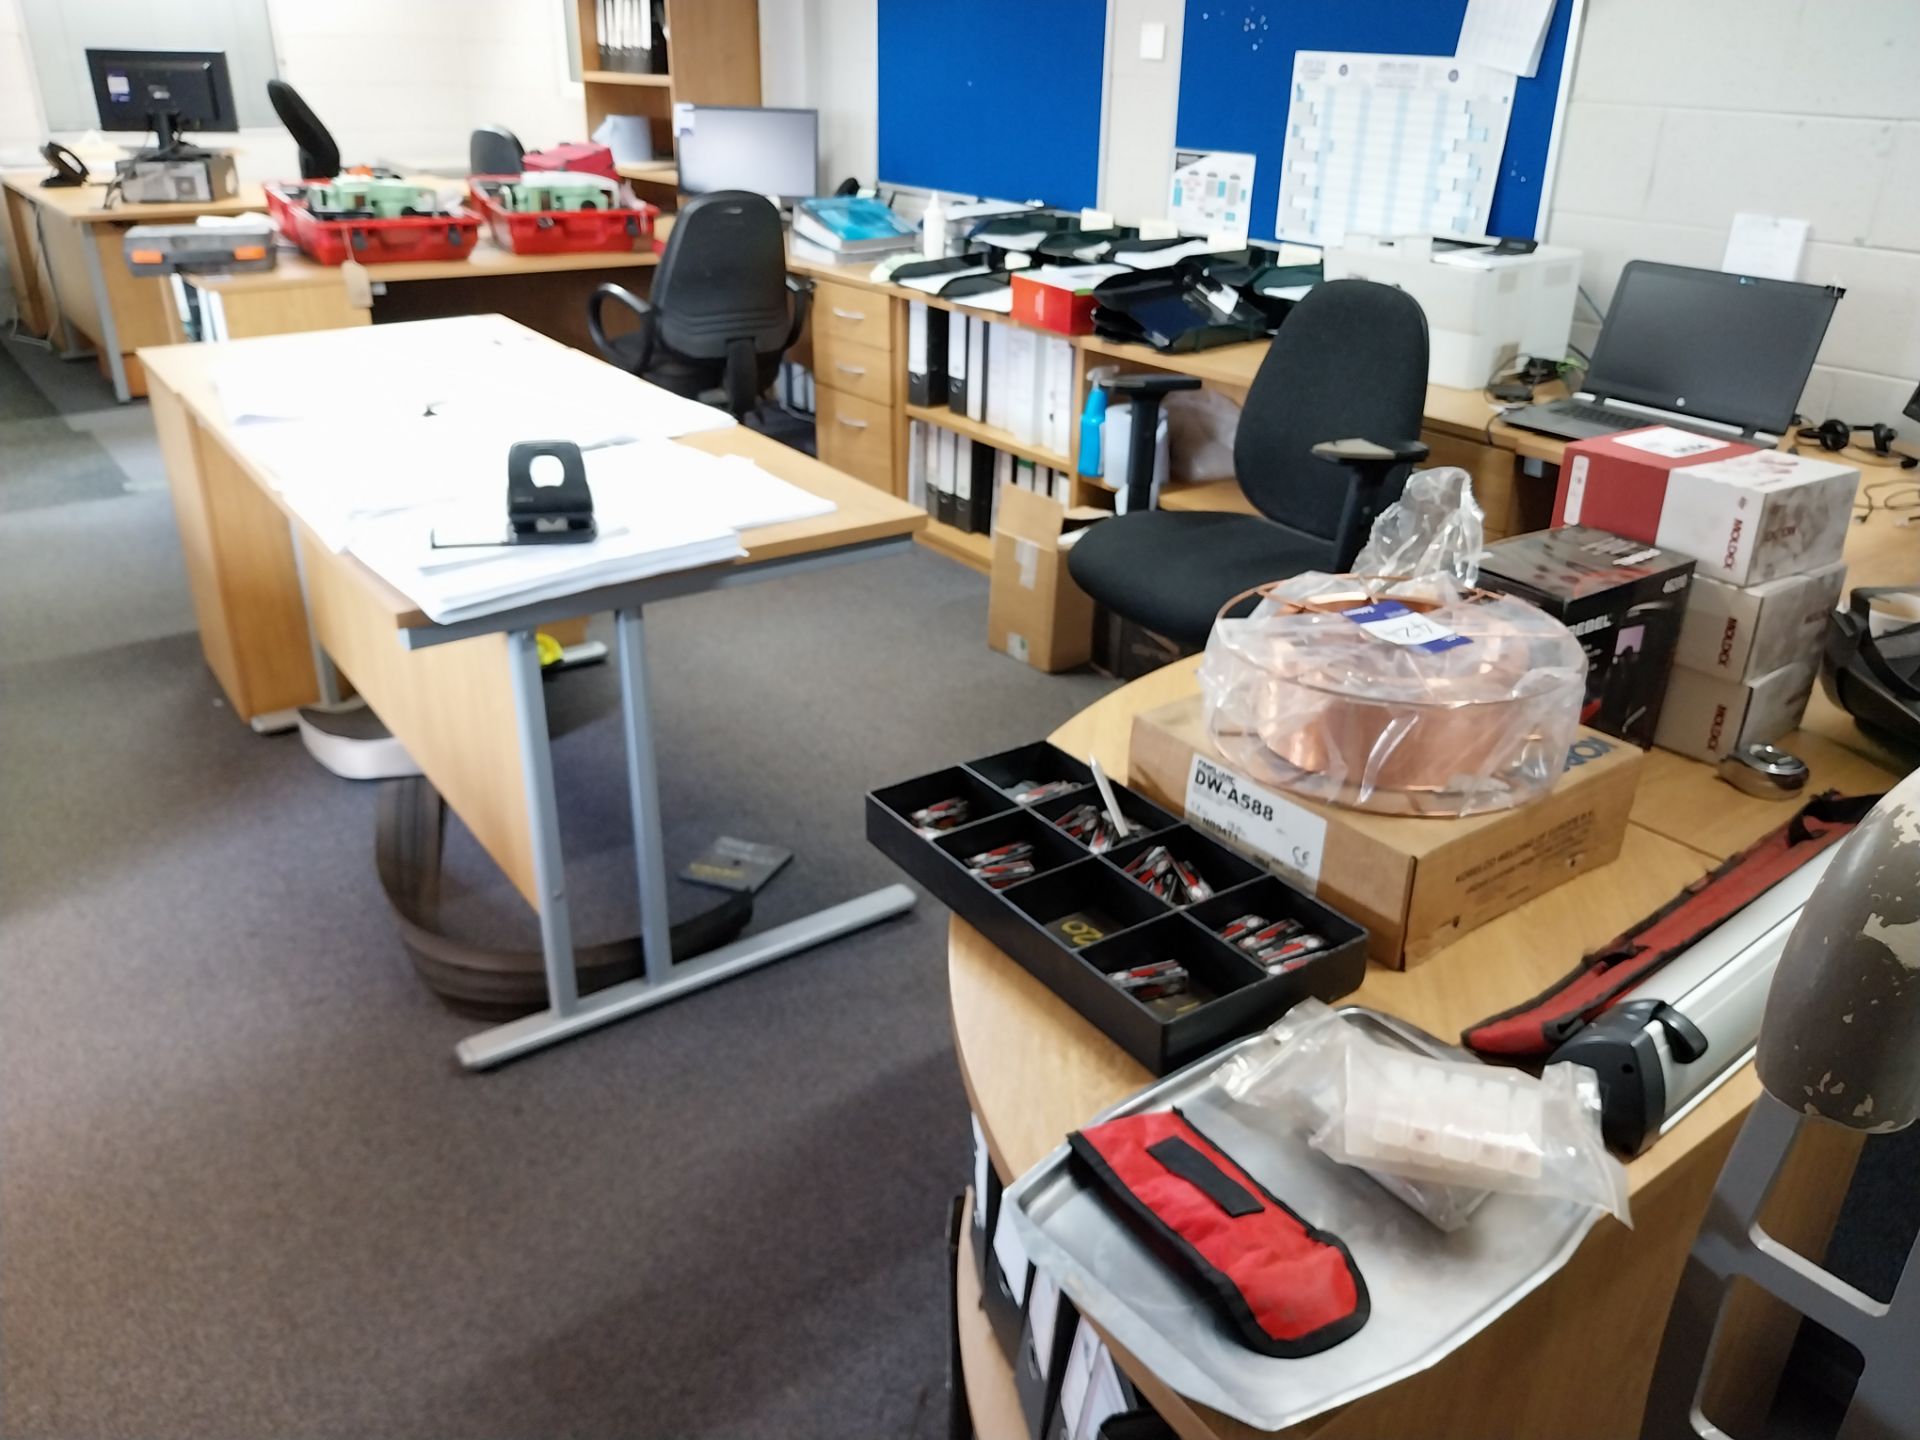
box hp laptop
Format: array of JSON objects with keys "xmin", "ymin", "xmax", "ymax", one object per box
[{"xmin": 1504, "ymin": 261, "xmax": 1840, "ymax": 443}]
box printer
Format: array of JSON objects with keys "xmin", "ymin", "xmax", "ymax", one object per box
[{"xmin": 1323, "ymin": 234, "xmax": 1581, "ymax": 389}]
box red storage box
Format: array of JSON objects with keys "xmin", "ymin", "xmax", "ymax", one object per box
[
  {"xmin": 467, "ymin": 179, "xmax": 657, "ymax": 256},
  {"xmin": 522, "ymin": 142, "xmax": 619, "ymax": 181},
  {"xmin": 266, "ymin": 185, "xmax": 480, "ymax": 267},
  {"xmin": 1011, "ymin": 265, "xmax": 1117, "ymax": 335}
]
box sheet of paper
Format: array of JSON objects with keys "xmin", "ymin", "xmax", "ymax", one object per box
[
  {"xmin": 1277, "ymin": 52, "xmax": 1516, "ymax": 246},
  {"xmin": 951, "ymin": 286, "xmax": 1015, "ymax": 314},
  {"xmin": 1169, "ymin": 150, "xmax": 1257, "ymax": 243},
  {"xmin": 896, "ymin": 265, "xmax": 993, "ymax": 295},
  {"xmin": 990, "ymin": 1201, "xmax": 1032, "ymax": 1300},
  {"xmin": 1723, "ymin": 212, "xmax": 1808, "ymax": 281},
  {"xmin": 1112, "ymin": 236, "xmax": 1236, "ymax": 271},
  {"xmin": 1455, "ymin": 0, "xmax": 1556, "ymax": 77}
]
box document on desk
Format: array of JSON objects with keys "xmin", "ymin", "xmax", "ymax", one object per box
[{"xmin": 1277, "ymin": 52, "xmax": 1515, "ymax": 246}]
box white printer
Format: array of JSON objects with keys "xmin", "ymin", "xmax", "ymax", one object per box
[{"xmin": 1323, "ymin": 234, "xmax": 1581, "ymax": 390}]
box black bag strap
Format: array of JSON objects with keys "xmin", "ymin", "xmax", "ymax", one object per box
[{"xmin": 1843, "ymin": 589, "xmax": 1920, "ymax": 701}]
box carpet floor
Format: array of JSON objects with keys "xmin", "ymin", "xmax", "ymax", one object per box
[{"xmin": 0, "ymin": 341, "xmax": 1113, "ymax": 1439}]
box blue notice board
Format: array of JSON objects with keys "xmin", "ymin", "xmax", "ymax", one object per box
[
  {"xmin": 1175, "ymin": 0, "xmax": 1578, "ymax": 241},
  {"xmin": 878, "ymin": 0, "xmax": 1108, "ymax": 210}
]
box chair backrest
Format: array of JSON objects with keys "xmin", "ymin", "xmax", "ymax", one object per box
[
  {"xmin": 470, "ymin": 125, "xmax": 524, "ymax": 177},
  {"xmin": 650, "ymin": 190, "xmax": 794, "ymax": 361},
  {"xmin": 266, "ymin": 80, "xmax": 340, "ymax": 180},
  {"xmin": 1234, "ymin": 279, "xmax": 1429, "ymax": 559}
]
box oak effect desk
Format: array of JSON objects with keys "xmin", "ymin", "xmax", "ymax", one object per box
[
  {"xmin": 3, "ymin": 171, "xmax": 268, "ymax": 401},
  {"xmin": 138, "ymin": 321, "xmax": 926, "ymax": 1066}
]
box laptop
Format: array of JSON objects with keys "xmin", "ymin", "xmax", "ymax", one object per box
[{"xmin": 1503, "ymin": 261, "xmax": 1840, "ymax": 444}]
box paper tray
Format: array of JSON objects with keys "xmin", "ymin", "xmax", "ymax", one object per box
[{"xmin": 1004, "ymin": 1011, "xmax": 1603, "ymax": 1432}]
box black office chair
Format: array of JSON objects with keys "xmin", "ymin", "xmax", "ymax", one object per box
[
  {"xmin": 470, "ymin": 125, "xmax": 524, "ymax": 176},
  {"xmin": 266, "ymin": 80, "xmax": 340, "ymax": 180},
  {"xmin": 587, "ymin": 190, "xmax": 811, "ymax": 421},
  {"xmin": 1067, "ymin": 279, "xmax": 1431, "ymax": 649}
]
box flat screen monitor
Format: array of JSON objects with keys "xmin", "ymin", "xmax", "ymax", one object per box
[
  {"xmin": 1585, "ymin": 261, "xmax": 1839, "ymax": 435},
  {"xmin": 676, "ymin": 106, "xmax": 819, "ymax": 201},
  {"xmin": 87, "ymin": 49, "xmax": 237, "ymax": 150}
]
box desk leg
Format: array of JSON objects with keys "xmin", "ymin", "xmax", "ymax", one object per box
[
  {"xmin": 454, "ymin": 608, "xmax": 916, "ymax": 1070},
  {"xmin": 76, "ymin": 223, "xmax": 131, "ymax": 403}
]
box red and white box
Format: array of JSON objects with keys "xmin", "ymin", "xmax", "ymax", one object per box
[
  {"xmin": 1653, "ymin": 659, "xmax": 1819, "ymax": 763},
  {"xmin": 1010, "ymin": 265, "xmax": 1121, "ymax": 335},
  {"xmin": 1556, "ymin": 426, "xmax": 1859, "ymax": 586},
  {"xmin": 1672, "ymin": 561, "xmax": 1848, "ymax": 682}
]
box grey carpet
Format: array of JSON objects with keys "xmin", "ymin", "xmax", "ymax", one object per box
[
  {"xmin": 0, "ymin": 355, "xmax": 1116, "ymax": 1439},
  {"xmin": 0, "ymin": 339, "xmax": 58, "ymax": 422}
]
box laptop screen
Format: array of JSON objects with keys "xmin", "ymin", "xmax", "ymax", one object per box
[{"xmin": 1584, "ymin": 262, "xmax": 1838, "ymax": 434}]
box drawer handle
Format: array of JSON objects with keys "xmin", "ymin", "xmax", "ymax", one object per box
[
  {"xmin": 837, "ymin": 416, "xmax": 870, "ymax": 430},
  {"xmin": 831, "ymin": 306, "xmax": 867, "ymax": 321},
  {"xmin": 835, "ymin": 362, "xmax": 867, "ymax": 376}
]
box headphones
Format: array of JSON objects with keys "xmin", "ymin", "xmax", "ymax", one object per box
[{"xmin": 1800, "ymin": 417, "xmax": 1917, "ymax": 467}]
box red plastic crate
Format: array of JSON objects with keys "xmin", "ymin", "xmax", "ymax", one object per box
[
  {"xmin": 467, "ymin": 179, "xmax": 658, "ymax": 256},
  {"xmin": 266, "ymin": 184, "xmax": 481, "ymax": 267}
]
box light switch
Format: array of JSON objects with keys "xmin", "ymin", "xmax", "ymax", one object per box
[{"xmin": 1139, "ymin": 21, "xmax": 1167, "ymax": 61}]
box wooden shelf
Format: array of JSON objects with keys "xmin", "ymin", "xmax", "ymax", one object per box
[
  {"xmin": 917, "ymin": 518, "xmax": 992, "ymax": 573},
  {"xmin": 582, "ymin": 69, "xmax": 673, "ymax": 86},
  {"xmin": 957, "ymin": 1191, "xmax": 1027, "ymax": 1440},
  {"xmin": 617, "ymin": 163, "xmax": 679, "ymax": 186},
  {"xmin": 906, "ymin": 404, "xmax": 1071, "ymax": 473}
]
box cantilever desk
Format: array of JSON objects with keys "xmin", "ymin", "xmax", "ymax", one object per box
[{"xmin": 138, "ymin": 321, "xmax": 926, "ymax": 1066}]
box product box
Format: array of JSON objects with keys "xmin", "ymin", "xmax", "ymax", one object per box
[
  {"xmin": 1652, "ymin": 660, "xmax": 1819, "ymax": 763},
  {"xmin": 1010, "ymin": 264, "xmax": 1122, "ymax": 335},
  {"xmin": 1090, "ymin": 609, "xmax": 1195, "ymax": 681},
  {"xmin": 1554, "ymin": 426, "xmax": 1757, "ymax": 532},
  {"xmin": 1127, "ymin": 697, "xmax": 1644, "ymax": 969},
  {"xmin": 1556, "ymin": 429, "xmax": 1859, "ymax": 586},
  {"xmin": 989, "ymin": 487, "xmax": 1106, "ymax": 672},
  {"xmin": 1478, "ymin": 526, "xmax": 1695, "ymax": 747},
  {"xmin": 1672, "ymin": 561, "xmax": 1848, "ymax": 682}
]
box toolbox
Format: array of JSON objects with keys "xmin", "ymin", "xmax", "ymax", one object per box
[
  {"xmin": 867, "ymin": 741, "xmax": 1368, "ymax": 1074},
  {"xmin": 266, "ymin": 183, "xmax": 481, "ymax": 266},
  {"xmin": 468, "ymin": 177, "xmax": 658, "ymax": 256}
]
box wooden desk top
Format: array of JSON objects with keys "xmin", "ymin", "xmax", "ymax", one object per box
[
  {"xmin": 186, "ymin": 238, "xmax": 662, "ymax": 294},
  {"xmin": 2, "ymin": 170, "xmax": 267, "ymax": 224},
  {"xmin": 136, "ymin": 316, "xmax": 924, "ymax": 629}
]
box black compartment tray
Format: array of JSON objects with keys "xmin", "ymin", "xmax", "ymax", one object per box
[{"xmin": 868, "ymin": 742, "xmax": 1368, "ymax": 1074}]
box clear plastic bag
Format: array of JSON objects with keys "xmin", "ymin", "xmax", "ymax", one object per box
[
  {"xmin": 1218, "ymin": 1000, "xmax": 1631, "ymax": 1228},
  {"xmin": 1352, "ymin": 465, "xmax": 1486, "ymax": 585},
  {"xmin": 1197, "ymin": 570, "xmax": 1587, "ymax": 815}
]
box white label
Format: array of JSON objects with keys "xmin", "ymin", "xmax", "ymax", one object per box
[
  {"xmin": 1016, "ymin": 537, "xmax": 1040, "ymax": 589},
  {"xmin": 1617, "ymin": 545, "xmax": 1660, "ymax": 566},
  {"xmin": 970, "ymin": 1113, "xmax": 990, "ymax": 1214},
  {"xmin": 672, "ymin": 102, "xmax": 696, "ymax": 136},
  {"xmin": 1615, "ymin": 426, "xmax": 1726, "ymax": 459},
  {"xmin": 991, "ymin": 1202, "xmax": 1032, "ymax": 1300},
  {"xmin": 1563, "ymin": 453, "xmax": 1588, "ymax": 523},
  {"xmin": 1344, "ymin": 601, "xmax": 1469, "ymax": 652},
  {"xmin": 1185, "ymin": 755, "xmax": 1327, "ymax": 888},
  {"xmin": 1026, "ymin": 1270, "xmax": 1062, "ymax": 1375},
  {"xmin": 1006, "ymin": 633, "xmax": 1030, "ymax": 664}
]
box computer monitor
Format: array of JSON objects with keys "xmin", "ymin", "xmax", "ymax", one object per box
[
  {"xmin": 87, "ymin": 49, "xmax": 237, "ymax": 154},
  {"xmin": 676, "ymin": 106, "xmax": 819, "ymax": 202},
  {"xmin": 1584, "ymin": 261, "xmax": 1839, "ymax": 436}
]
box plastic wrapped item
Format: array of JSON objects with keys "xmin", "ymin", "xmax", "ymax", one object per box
[
  {"xmin": 1198, "ymin": 568, "xmax": 1587, "ymax": 816},
  {"xmin": 1352, "ymin": 466, "xmax": 1485, "ymax": 586},
  {"xmin": 1215, "ymin": 1001, "xmax": 1489, "ymax": 1231},
  {"xmin": 1219, "ymin": 1000, "xmax": 1630, "ymax": 1227}
]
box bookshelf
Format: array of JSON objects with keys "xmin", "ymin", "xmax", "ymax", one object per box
[
  {"xmin": 573, "ymin": 0, "xmax": 761, "ymax": 185},
  {"xmin": 919, "ymin": 520, "xmax": 994, "ymax": 573},
  {"xmin": 905, "ymin": 404, "xmax": 1072, "ymax": 475}
]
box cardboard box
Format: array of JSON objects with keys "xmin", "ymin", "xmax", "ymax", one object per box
[
  {"xmin": 1555, "ymin": 426, "xmax": 1756, "ymax": 532},
  {"xmin": 1656, "ymin": 449, "xmax": 1859, "ymax": 585},
  {"xmin": 1128, "ymin": 696, "xmax": 1644, "ymax": 968},
  {"xmin": 1478, "ymin": 526, "xmax": 1695, "ymax": 747},
  {"xmin": 1672, "ymin": 561, "xmax": 1848, "ymax": 682},
  {"xmin": 988, "ymin": 486, "xmax": 1105, "ymax": 672},
  {"xmin": 1090, "ymin": 608, "xmax": 1195, "ymax": 680},
  {"xmin": 1652, "ymin": 659, "xmax": 1818, "ymax": 763},
  {"xmin": 1556, "ymin": 429, "xmax": 1858, "ymax": 586}
]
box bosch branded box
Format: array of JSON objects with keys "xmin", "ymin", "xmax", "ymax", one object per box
[
  {"xmin": 1477, "ymin": 526, "xmax": 1695, "ymax": 747},
  {"xmin": 1555, "ymin": 427, "xmax": 1858, "ymax": 586},
  {"xmin": 1672, "ymin": 561, "xmax": 1848, "ymax": 683}
]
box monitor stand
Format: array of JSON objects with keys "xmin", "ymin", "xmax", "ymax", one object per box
[{"xmin": 137, "ymin": 111, "xmax": 210, "ymax": 162}]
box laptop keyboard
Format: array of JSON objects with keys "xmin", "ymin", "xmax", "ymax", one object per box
[{"xmin": 1558, "ymin": 401, "xmax": 1643, "ymax": 429}]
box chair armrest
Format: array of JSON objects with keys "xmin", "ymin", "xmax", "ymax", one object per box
[
  {"xmin": 782, "ymin": 275, "xmax": 814, "ymax": 355},
  {"xmin": 587, "ymin": 282, "xmax": 654, "ymax": 372},
  {"xmin": 1109, "ymin": 373, "xmax": 1202, "ymax": 398},
  {"xmin": 1310, "ymin": 437, "xmax": 1430, "ymax": 466},
  {"xmin": 1312, "ymin": 437, "xmax": 1432, "ymax": 570}
]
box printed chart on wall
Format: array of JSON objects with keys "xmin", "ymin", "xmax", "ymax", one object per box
[
  {"xmin": 1275, "ymin": 52, "xmax": 1515, "ymax": 246},
  {"xmin": 1169, "ymin": 151, "xmax": 1257, "ymax": 244}
]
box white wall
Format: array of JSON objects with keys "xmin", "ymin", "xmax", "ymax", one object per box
[
  {"xmin": 0, "ymin": 0, "xmax": 47, "ymax": 166},
  {"xmin": 1547, "ymin": 0, "xmax": 1920, "ymax": 430},
  {"xmin": 761, "ymin": 0, "xmax": 875, "ymax": 189},
  {"xmin": 1101, "ymin": 0, "xmax": 1184, "ymax": 224}
]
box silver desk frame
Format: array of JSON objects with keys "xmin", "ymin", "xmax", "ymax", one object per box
[{"xmin": 339, "ymin": 533, "xmax": 918, "ymax": 1069}]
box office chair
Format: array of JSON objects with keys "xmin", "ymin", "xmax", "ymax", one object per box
[
  {"xmin": 470, "ymin": 125, "xmax": 524, "ymax": 176},
  {"xmin": 1067, "ymin": 279, "xmax": 1431, "ymax": 650},
  {"xmin": 266, "ymin": 80, "xmax": 341, "ymax": 180},
  {"xmin": 587, "ymin": 190, "xmax": 811, "ymax": 421}
]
